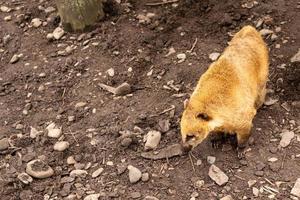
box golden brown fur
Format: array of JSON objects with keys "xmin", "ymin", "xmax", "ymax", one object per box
[{"xmin": 180, "ymin": 25, "xmax": 269, "ymax": 150}]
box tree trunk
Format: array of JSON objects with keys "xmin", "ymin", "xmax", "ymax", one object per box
[{"xmin": 56, "ymin": 0, "xmax": 104, "ymax": 32}]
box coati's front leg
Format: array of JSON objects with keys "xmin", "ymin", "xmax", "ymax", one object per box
[
  {"xmin": 255, "ymin": 83, "xmax": 267, "ymax": 109},
  {"xmin": 235, "ymin": 126, "xmax": 252, "ymax": 159}
]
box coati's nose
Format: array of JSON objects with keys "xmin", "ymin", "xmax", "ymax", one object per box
[{"xmin": 181, "ymin": 135, "xmax": 195, "ymax": 153}]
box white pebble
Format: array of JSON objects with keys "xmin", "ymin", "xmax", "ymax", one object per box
[
  {"xmin": 209, "ymin": 52, "xmax": 220, "ymax": 61},
  {"xmin": 53, "ymin": 141, "xmax": 69, "ymax": 151},
  {"xmin": 145, "ymin": 130, "xmax": 161, "ymax": 150},
  {"xmin": 127, "ymin": 165, "xmax": 142, "ymax": 183},
  {"xmin": 92, "ymin": 168, "xmax": 104, "ymax": 178},
  {"xmin": 208, "ymin": 164, "xmax": 228, "ymax": 186}
]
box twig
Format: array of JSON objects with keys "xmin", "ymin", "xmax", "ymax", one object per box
[
  {"xmin": 68, "ymin": 128, "xmax": 79, "ymax": 145},
  {"xmin": 187, "ymin": 38, "xmax": 198, "ymax": 53},
  {"xmin": 234, "ymin": 175, "xmax": 246, "ymax": 181},
  {"xmin": 146, "ymin": 0, "xmax": 179, "ymax": 6},
  {"xmin": 264, "ymin": 178, "xmax": 275, "ymax": 186},
  {"xmin": 188, "ymin": 153, "xmax": 196, "ymax": 172},
  {"xmin": 281, "ymin": 151, "xmax": 287, "ymax": 169},
  {"xmin": 159, "ymin": 105, "xmax": 175, "ymax": 115}
]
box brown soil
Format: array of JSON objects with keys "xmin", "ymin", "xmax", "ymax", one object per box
[{"xmin": 0, "ymin": 0, "xmax": 299, "ymax": 200}]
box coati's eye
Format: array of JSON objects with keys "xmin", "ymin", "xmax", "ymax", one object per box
[{"xmin": 196, "ymin": 113, "xmax": 210, "ymax": 121}]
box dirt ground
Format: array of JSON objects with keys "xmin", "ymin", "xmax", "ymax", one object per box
[{"xmin": 0, "ymin": 0, "xmax": 300, "ymax": 199}]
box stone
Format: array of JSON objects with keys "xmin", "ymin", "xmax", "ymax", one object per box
[
  {"xmin": 131, "ymin": 192, "xmax": 141, "ymax": 199},
  {"xmin": 264, "ymin": 97, "xmax": 278, "ymax": 106},
  {"xmin": 46, "ymin": 122, "xmax": 62, "ymax": 138},
  {"xmin": 256, "ymin": 161, "xmax": 266, "ymax": 171},
  {"xmin": 208, "ymin": 165, "xmax": 229, "ymax": 186},
  {"xmin": 29, "ymin": 127, "xmax": 41, "ymax": 139},
  {"xmin": 291, "ymin": 49, "xmax": 300, "ymax": 63},
  {"xmin": 158, "ymin": 119, "xmax": 170, "ymax": 133},
  {"xmin": 253, "ymin": 187, "xmax": 259, "ymax": 197},
  {"xmin": 254, "ymin": 171, "xmax": 264, "ymax": 177},
  {"xmin": 291, "ymin": 178, "xmax": 300, "ymax": 197},
  {"xmin": 67, "ymin": 156, "xmax": 76, "ymax": 165},
  {"xmin": 70, "ymin": 170, "xmax": 88, "ymax": 178},
  {"xmin": 0, "ymin": 6, "xmax": 12, "ymax": 12},
  {"xmin": 207, "ymin": 156, "xmax": 216, "ymax": 164},
  {"xmin": 209, "ymin": 52, "xmax": 220, "ymax": 61},
  {"xmin": 128, "ymin": 165, "xmax": 142, "ymax": 183},
  {"xmin": 0, "ymin": 138, "xmax": 9, "ymax": 151},
  {"xmin": 220, "ymin": 195, "xmax": 233, "ymax": 200},
  {"xmin": 144, "ymin": 196, "xmax": 159, "ymax": 200},
  {"xmin": 4, "ymin": 16, "xmax": 12, "ymax": 21},
  {"xmin": 177, "ymin": 53, "xmax": 186, "ymax": 63},
  {"xmin": 92, "ymin": 168, "xmax": 104, "ymax": 178},
  {"xmin": 248, "ymin": 180, "xmax": 257, "ymax": 187},
  {"xmin": 141, "ymin": 173, "xmax": 150, "ymax": 182},
  {"xmin": 259, "ymin": 29, "xmax": 273, "ymax": 36},
  {"xmin": 106, "ymin": 68, "xmax": 115, "ymax": 77},
  {"xmin": 10, "ymin": 54, "xmax": 20, "ymax": 64},
  {"xmin": 45, "ymin": 6, "xmax": 56, "ymax": 14},
  {"xmin": 68, "ymin": 116, "xmax": 75, "ymax": 122},
  {"xmin": 26, "ymin": 159, "xmax": 54, "ymax": 179},
  {"xmin": 98, "ymin": 82, "xmax": 131, "ymax": 96},
  {"xmin": 121, "ymin": 137, "xmax": 133, "ymax": 147},
  {"xmin": 53, "ymin": 27, "xmax": 65, "ymax": 40},
  {"xmin": 75, "ymin": 102, "xmax": 87, "ymax": 108},
  {"xmin": 280, "ymin": 130, "xmax": 295, "ymax": 147},
  {"xmin": 145, "ymin": 130, "xmax": 161, "ymax": 150},
  {"xmin": 53, "ymin": 141, "xmax": 70, "ymax": 151},
  {"xmin": 84, "ymin": 194, "xmax": 101, "ymax": 200},
  {"xmin": 31, "ymin": 18, "xmax": 42, "ymax": 28},
  {"xmin": 268, "ymin": 157, "xmax": 278, "ymax": 162},
  {"xmin": 17, "ymin": 173, "xmax": 33, "ymax": 184}
]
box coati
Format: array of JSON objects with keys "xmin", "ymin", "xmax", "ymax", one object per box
[{"xmin": 180, "ymin": 25, "xmax": 269, "ymax": 154}]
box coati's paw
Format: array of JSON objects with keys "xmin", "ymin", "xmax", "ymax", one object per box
[
  {"xmin": 210, "ymin": 133, "xmax": 226, "ymax": 149},
  {"xmin": 237, "ymin": 147, "xmax": 246, "ymax": 159}
]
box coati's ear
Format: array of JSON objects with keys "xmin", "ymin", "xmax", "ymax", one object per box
[{"xmin": 183, "ymin": 99, "xmax": 189, "ymax": 109}]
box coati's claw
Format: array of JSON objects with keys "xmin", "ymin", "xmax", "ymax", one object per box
[{"xmin": 237, "ymin": 147, "xmax": 246, "ymax": 159}]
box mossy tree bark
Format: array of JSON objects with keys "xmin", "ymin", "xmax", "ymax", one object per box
[{"xmin": 56, "ymin": 0, "xmax": 104, "ymax": 32}]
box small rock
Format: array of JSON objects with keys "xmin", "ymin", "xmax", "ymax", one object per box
[
  {"xmin": 208, "ymin": 165, "xmax": 229, "ymax": 186},
  {"xmin": 92, "ymin": 168, "xmax": 104, "ymax": 178},
  {"xmin": 144, "ymin": 196, "xmax": 159, "ymax": 200},
  {"xmin": 248, "ymin": 180, "xmax": 257, "ymax": 187},
  {"xmin": 268, "ymin": 157, "xmax": 278, "ymax": 162},
  {"xmin": 291, "ymin": 178, "xmax": 300, "ymax": 198},
  {"xmin": 280, "ymin": 130, "xmax": 295, "ymax": 147},
  {"xmin": 68, "ymin": 116, "xmax": 75, "ymax": 122},
  {"xmin": 4, "ymin": 15, "xmax": 12, "ymax": 21},
  {"xmin": 98, "ymin": 82, "xmax": 131, "ymax": 96},
  {"xmin": 253, "ymin": 187, "xmax": 259, "ymax": 197},
  {"xmin": 194, "ymin": 180, "xmax": 205, "ymax": 188},
  {"xmin": 0, "ymin": 6, "xmax": 12, "ymax": 12},
  {"xmin": 53, "ymin": 141, "xmax": 70, "ymax": 151},
  {"xmin": 269, "ymin": 146, "xmax": 278, "ymax": 154},
  {"xmin": 46, "ymin": 122, "xmax": 62, "ymax": 138},
  {"xmin": 26, "ymin": 159, "xmax": 54, "ymax": 179},
  {"xmin": 220, "ymin": 195, "xmax": 233, "ymax": 200},
  {"xmin": 46, "ymin": 33, "xmax": 54, "ymax": 40},
  {"xmin": 70, "ymin": 170, "xmax": 88, "ymax": 178},
  {"xmin": 16, "ymin": 124, "xmax": 24, "ymax": 130},
  {"xmin": 196, "ymin": 159, "xmax": 202, "ymax": 166},
  {"xmin": 31, "ymin": 18, "xmax": 42, "ymax": 28},
  {"xmin": 128, "ymin": 165, "xmax": 142, "ymax": 183},
  {"xmin": 29, "ymin": 127, "xmax": 41, "ymax": 139},
  {"xmin": 84, "ymin": 194, "xmax": 101, "ymax": 200},
  {"xmin": 141, "ymin": 173, "xmax": 149, "ymax": 182},
  {"xmin": 271, "ymin": 34, "xmax": 278, "ymax": 41},
  {"xmin": 106, "ymin": 68, "xmax": 115, "ymax": 77},
  {"xmin": 291, "ymin": 49, "xmax": 300, "ymax": 63},
  {"xmin": 145, "ymin": 130, "xmax": 161, "ymax": 150},
  {"xmin": 177, "ymin": 53, "xmax": 187, "ymax": 63},
  {"xmin": 254, "ymin": 171, "xmax": 264, "ymax": 177},
  {"xmin": 67, "ymin": 156, "xmax": 76, "ymax": 165},
  {"xmin": 141, "ymin": 143, "xmax": 183, "ymax": 160},
  {"xmin": 131, "ymin": 192, "xmax": 141, "ymax": 199},
  {"xmin": 260, "ymin": 29, "xmax": 273, "ymax": 36},
  {"xmin": 10, "ymin": 54, "xmax": 20, "ymax": 64},
  {"xmin": 53, "ymin": 27, "xmax": 65, "ymax": 40},
  {"xmin": 121, "ymin": 137, "xmax": 133, "ymax": 147},
  {"xmin": 158, "ymin": 119, "xmax": 170, "ymax": 133},
  {"xmin": 106, "ymin": 161, "xmax": 114, "ymax": 166},
  {"xmin": 17, "ymin": 173, "xmax": 33, "ymax": 184},
  {"xmin": 75, "ymin": 102, "xmax": 87, "ymax": 108},
  {"xmin": 0, "ymin": 138, "xmax": 9, "ymax": 151},
  {"xmin": 256, "ymin": 161, "xmax": 266, "ymax": 171},
  {"xmin": 207, "ymin": 156, "xmax": 216, "ymax": 164},
  {"xmin": 264, "ymin": 97, "xmax": 278, "ymax": 106},
  {"xmin": 209, "ymin": 52, "xmax": 220, "ymax": 61},
  {"xmin": 45, "ymin": 6, "xmax": 56, "ymax": 14}
]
